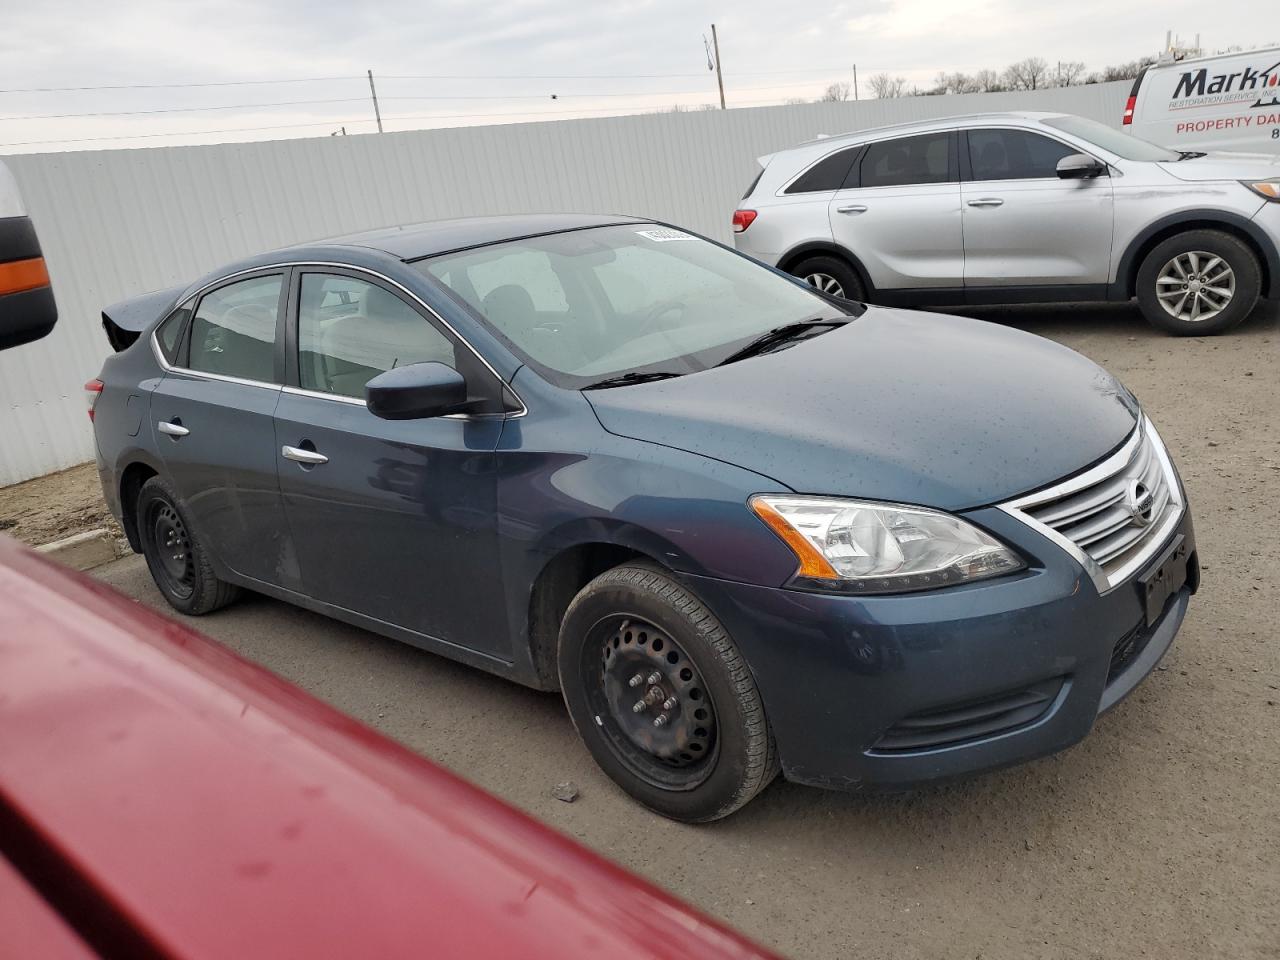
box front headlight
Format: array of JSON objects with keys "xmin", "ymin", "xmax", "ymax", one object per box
[
  {"xmin": 1243, "ymin": 179, "xmax": 1280, "ymax": 202},
  {"xmin": 750, "ymin": 494, "xmax": 1025, "ymax": 593}
]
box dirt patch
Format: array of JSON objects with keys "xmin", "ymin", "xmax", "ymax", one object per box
[{"xmin": 0, "ymin": 461, "xmax": 122, "ymax": 546}]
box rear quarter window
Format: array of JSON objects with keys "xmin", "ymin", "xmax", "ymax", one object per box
[
  {"xmin": 155, "ymin": 299, "xmax": 193, "ymax": 364},
  {"xmin": 784, "ymin": 147, "xmax": 861, "ymax": 194}
]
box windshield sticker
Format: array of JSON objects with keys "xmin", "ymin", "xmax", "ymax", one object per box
[{"xmin": 635, "ymin": 228, "xmax": 694, "ymax": 242}]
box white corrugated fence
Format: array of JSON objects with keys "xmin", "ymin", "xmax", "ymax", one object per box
[{"xmin": 0, "ymin": 80, "xmax": 1128, "ymax": 486}]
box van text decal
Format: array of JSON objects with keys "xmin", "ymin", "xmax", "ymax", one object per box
[{"xmin": 1170, "ymin": 58, "xmax": 1280, "ymax": 111}]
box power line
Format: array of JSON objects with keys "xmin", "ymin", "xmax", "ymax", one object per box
[
  {"xmin": 2, "ymin": 80, "xmax": 841, "ymax": 122},
  {"xmin": 0, "ymin": 97, "xmax": 373, "ymax": 122},
  {"xmin": 0, "ymin": 67, "xmax": 856, "ymax": 95},
  {"xmin": 0, "ymin": 118, "xmax": 374, "ymax": 148},
  {"xmin": 0, "ymin": 76, "xmax": 364, "ymax": 94},
  {"xmin": 0, "ymin": 96, "xmax": 799, "ymax": 148}
]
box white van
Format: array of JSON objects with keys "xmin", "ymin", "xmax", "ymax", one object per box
[{"xmin": 1125, "ymin": 46, "xmax": 1280, "ymax": 153}]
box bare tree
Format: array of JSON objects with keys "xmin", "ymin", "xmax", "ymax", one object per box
[
  {"xmin": 819, "ymin": 81, "xmax": 852, "ymax": 102},
  {"xmin": 1004, "ymin": 57, "xmax": 1051, "ymax": 90},
  {"xmin": 973, "ymin": 68, "xmax": 1004, "ymax": 92},
  {"xmin": 1099, "ymin": 57, "xmax": 1155, "ymax": 82},
  {"xmin": 1057, "ymin": 60, "xmax": 1087, "ymax": 86},
  {"xmin": 933, "ymin": 71, "xmax": 981, "ymax": 95},
  {"xmin": 867, "ymin": 73, "xmax": 908, "ymax": 98}
]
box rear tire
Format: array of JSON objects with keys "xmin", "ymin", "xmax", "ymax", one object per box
[
  {"xmin": 136, "ymin": 476, "xmax": 239, "ymax": 616},
  {"xmin": 790, "ymin": 255, "xmax": 866, "ymax": 302},
  {"xmin": 1135, "ymin": 230, "xmax": 1260, "ymax": 336},
  {"xmin": 557, "ymin": 563, "xmax": 778, "ymax": 822}
]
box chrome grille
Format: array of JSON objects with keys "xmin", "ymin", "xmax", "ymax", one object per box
[{"xmin": 1000, "ymin": 418, "xmax": 1184, "ymax": 592}]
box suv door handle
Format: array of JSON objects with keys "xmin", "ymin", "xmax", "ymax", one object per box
[
  {"xmin": 966, "ymin": 198, "xmax": 1004, "ymax": 207},
  {"xmin": 157, "ymin": 420, "xmax": 189, "ymax": 438},
  {"xmin": 835, "ymin": 204, "xmax": 868, "ymax": 214},
  {"xmin": 282, "ymin": 445, "xmax": 328, "ymax": 465}
]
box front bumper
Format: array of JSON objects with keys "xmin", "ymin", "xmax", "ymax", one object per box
[{"xmin": 683, "ymin": 506, "xmax": 1197, "ymax": 791}]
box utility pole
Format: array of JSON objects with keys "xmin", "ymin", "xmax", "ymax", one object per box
[
  {"xmin": 710, "ymin": 24, "xmax": 726, "ymax": 109},
  {"xmin": 367, "ymin": 69, "xmax": 384, "ymax": 133},
  {"xmin": 852, "ymin": 64, "xmax": 859, "ymax": 100}
]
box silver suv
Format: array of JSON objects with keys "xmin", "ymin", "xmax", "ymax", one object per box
[{"xmin": 732, "ymin": 111, "xmax": 1280, "ymax": 335}]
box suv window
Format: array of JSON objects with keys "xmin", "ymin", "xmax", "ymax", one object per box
[
  {"xmin": 156, "ymin": 298, "xmax": 194, "ymax": 364},
  {"xmin": 968, "ymin": 129, "xmax": 1078, "ymax": 181},
  {"xmin": 860, "ymin": 133, "xmax": 953, "ymax": 188},
  {"xmin": 784, "ymin": 147, "xmax": 860, "ymax": 194},
  {"xmin": 188, "ymin": 275, "xmax": 281, "ymax": 382},
  {"xmin": 298, "ymin": 273, "xmax": 457, "ymax": 400}
]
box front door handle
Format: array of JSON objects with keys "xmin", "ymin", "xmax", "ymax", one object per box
[
  {"xmin": 835, "ymin": 204, "xmax": 868, "ymax": 214},
  {"xmin": 157, "ymin": 420, "xmax": 189, "ymax": 438},
  {"xmin": 966, "ymin": 198, "xmax": 1004, "ymax": 207},
  {"xmin": 282, "ymin": 444, "xmax": 328, "ymax": 465}
]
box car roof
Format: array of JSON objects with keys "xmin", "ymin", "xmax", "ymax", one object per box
[
  {"xmin": 294, "ymin": 213, "xmax": 649, "ymax": 261},
  {"xmin": 790, "ymin": 111, "xmax": 1066, "ymax": 152}
]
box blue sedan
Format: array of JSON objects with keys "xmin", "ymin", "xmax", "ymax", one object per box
[{"xmin": 92, "ymin": 214, "xmax": 1198, "ymax": 821}]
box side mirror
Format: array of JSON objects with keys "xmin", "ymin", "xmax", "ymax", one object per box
[
  {"xmin": 365, "ymin": 362, "xmax": 469, "ymax": 420},
  {"xmin": 1, "ymin": 163, "xmax": 57, "ymax": 350},
  {"xmin": 1056, "ymin": 153, "xmax": 1107, "ymax": 180}
]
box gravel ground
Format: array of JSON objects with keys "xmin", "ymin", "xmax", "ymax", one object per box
[
  {"xmin": 0, "ymin": 461, "xmax": 119, "ymax": 545},
  {"xmin": 67, "ymin": 302, "xmax": 1280, "ymax": 958}
]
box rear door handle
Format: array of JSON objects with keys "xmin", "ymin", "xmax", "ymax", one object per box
[
  {"xmin": 282, "ymin": 445, "xmax": 328, "ymax": 465},
  {"xmin": 157, "ymin": 420, "xmax": 189, "ymax": 438},
  {"xmin": 835, "ymin": 204, "xmax": 868, "ymax": 214},
  {"xmin": 966, "ymin": 198, "xmax": 1004, "ymax": 207}
]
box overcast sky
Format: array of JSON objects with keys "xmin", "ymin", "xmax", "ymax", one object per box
[{"xmin": 0, "ymin": 0, "xmax": 1269, "ymax": 154}]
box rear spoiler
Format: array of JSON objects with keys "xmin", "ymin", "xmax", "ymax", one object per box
[{"xmin": 101, "ymin": 285, "xmax": 185, "ymax": 352}]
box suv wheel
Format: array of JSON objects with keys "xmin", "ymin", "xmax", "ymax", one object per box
[
  {"xmin": 137, "ymin": 476, "xmax": 240, "ymax": 615},
  {"xmin": 1136, "ymin": 230, "xmax": 1260, "ymax": 335},
  {"xmin": 790, "ymin": 255, "xmax": 866, "ymax": 302},
  {"xmin": 557, "ymin": 563, "xmax": 778, "ymax": 822}
]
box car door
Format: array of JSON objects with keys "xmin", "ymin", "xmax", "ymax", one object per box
[
  {"xmin": 273, "ymin": 268, "xmax": 510, "ymax": 658},
  {"xmin": 828, "ymin": 131, "xmax": 963, "ymax": 292},
  {"xmin": 960, "ymin": 127, "xmax": 1114, "ymax": 289},
  {"xmin": 149, "ymin": 270, "xmax": 296, "ymax": 588}
]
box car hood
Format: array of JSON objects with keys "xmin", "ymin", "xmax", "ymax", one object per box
[
  {"xmin": 584, "ymin": 309, "xmax": 1139, "ymax": 511},
  {"xmin": 1159, "ymin": 152, "xmax": 1280, "ymax": 182}
]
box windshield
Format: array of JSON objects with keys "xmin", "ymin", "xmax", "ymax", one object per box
[
  {"xmin": 416, "ymin": 224, "xmax": 853, "ymax": 387},
  {"xmin": 1042, "ymin": 115, "xmax": 1180, "ymax": 162}
]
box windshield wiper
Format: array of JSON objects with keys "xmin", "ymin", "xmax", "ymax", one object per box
[
  {"xmin": 581, "ymin": 370, "xmax": 686, "ymax": 390},
  {"xmin": 1177, "ymin": 151, "xmax": 1207, "ymax": 160},
  {"xmin": 715, "ymin": 318, "xmax": 848, "ymax": 367}
]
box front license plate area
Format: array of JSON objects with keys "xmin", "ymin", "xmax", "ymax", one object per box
[{"xmin": 1138, "ymin": 533, "xmax": 1190, "ymax": 628}]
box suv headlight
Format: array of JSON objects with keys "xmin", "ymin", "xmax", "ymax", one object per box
[
  {"xmin": 1243, "ymin": 179, "xmax": 1280, "ymax": 201},
  {"xmin": 750, "ymin": 494, "xmax": 1025, "ymax": 593}
]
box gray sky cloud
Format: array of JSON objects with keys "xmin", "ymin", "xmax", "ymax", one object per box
[{"xmin": 0, "ymin": 0, "xmax": 1269, "ymax": 153}]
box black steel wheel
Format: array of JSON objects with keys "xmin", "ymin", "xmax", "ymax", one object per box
[
  {"xmin": 558, "ymin": 562, "xmax": 778, "ymax": 822},
  {"xmin": 145, "ymin": 498, "xmax": 195, "ymax": 601},
  {"xmin": 588, "ymin": 615, "xmax": 719, "ymax": 790},
  {"xmin": 136, "ymin": 476, "xmax": 240, "ymax": 616}
]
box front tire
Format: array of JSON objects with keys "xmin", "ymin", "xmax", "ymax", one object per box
[
  {"xmin": 790, "ymin": 254, "xmax": 866, "ymax": 302},
  {"xmin": 1136, "ymin": 230, "xmax": 1260, "ymax": 335},
  {"xmin": 136, "ymin": 476, "xmax": 239, "ymax": 616},
  {"xmin": 557, "ymin": 563, "xmax": 778, "ymax": 822}
]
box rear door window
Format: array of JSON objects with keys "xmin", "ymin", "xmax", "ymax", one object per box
[
  {"xmin": 188, "ymin": 274, "xmax": 282, "ymax": 382},
  {"xmin": 860, "ymin": 133, "xmax": 954, "ymax": 188},
  {"xmin": 967, "ymin": 129, "xmax": 1078, "ymax": 181}
]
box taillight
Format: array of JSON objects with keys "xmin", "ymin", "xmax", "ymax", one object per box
[
  {"xmin": 85, "ymin": 379, "xmax": 103, "ymax": 422},
  {"xmin": 1122, "ymin": 95, "xmax": 1136, "ymax": 126},
  {"xmin": 732, "ymin": 209, "xmax": 757, "ymax": 233}
]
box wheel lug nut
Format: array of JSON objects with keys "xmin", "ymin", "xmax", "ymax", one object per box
[
  {"xmin": 632, "ymin": 700, "xmax": 647, "ymax": 713},
  {"xmin": 628, "ymin": 674, "xmax": 644, "ymax": 688},
  {"xmin": 646, "ymin": 672, "xmax": 661, "ymax": 685},
  {"xmin": 653, "ymin": 713, "xmax": 668, "ymax": 727},
  {"xmin": 662, "ymin": 697, "xmax": 678, "ymax": 710}
]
